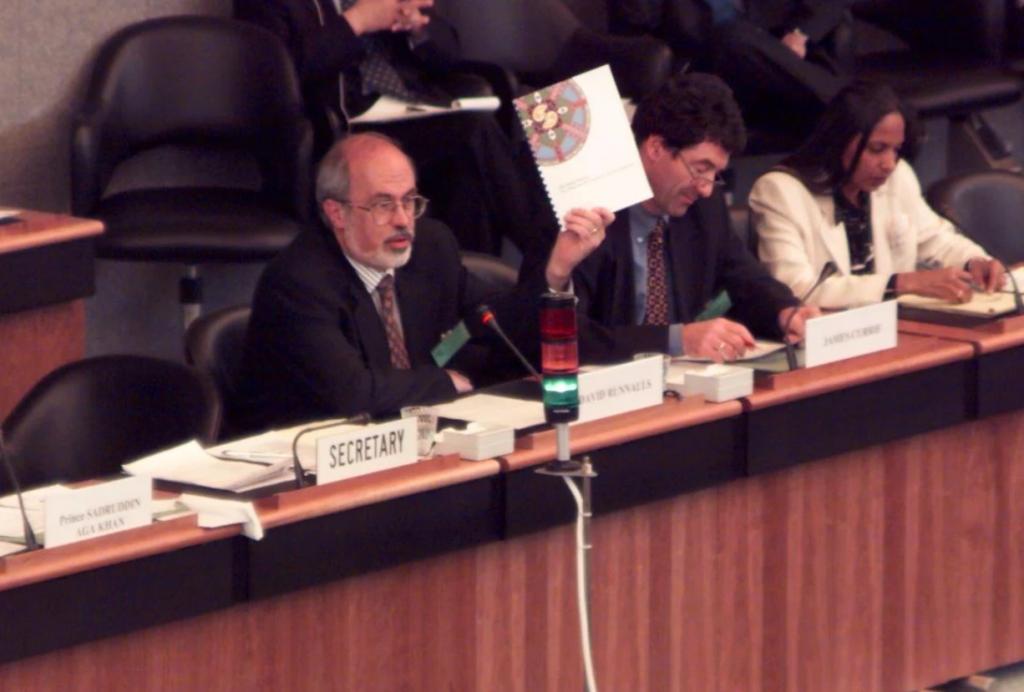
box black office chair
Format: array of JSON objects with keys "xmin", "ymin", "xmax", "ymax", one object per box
[
  {"xmin": 438, "ymin": 0, "xmax": 674, "ymax": 102},
  {"xmin": 927, "ymin": 171, "xmax": 1024, "ymax": 264},
  {"xmin": 460, "ymin": 251, "xmax": 519, "ymax": 294},
  {"xmin": 71, "ymin": 16, "xmax": 314, "ymax": 330},
  {"xmin": 850, "ymin": 0, "xmax": 1021, "ymax": 172},
  {"xmin": 1, "ymin": 355, "xmax": 221, "ymax": 492},
  {"xmin": 185, "ymin": 305, "xmax": 251, "ymax": 440}
]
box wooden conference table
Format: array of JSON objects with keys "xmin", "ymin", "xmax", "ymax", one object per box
[
  {"xmin": 2, "ymin": 319, "xmax": 1024, "ymax": 691},
  {"xmin": 0, "ymin": 210, "xmax": 101, "ymax": 418}
]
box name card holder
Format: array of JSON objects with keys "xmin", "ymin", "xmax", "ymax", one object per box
[
  {"xmin": 577, "ymin": 356, "xmax": 663, "ymax": 423},
  {"xmin": 44, "ymin": 476, "xmax": 152, "ymax": 548},
  {"xmin": 804, "ymin": 300, "xmax": 898, "ymax": 368},
  {"xmin": 315, "ymin": 417, "xmax": 418, "ymax": 485}
]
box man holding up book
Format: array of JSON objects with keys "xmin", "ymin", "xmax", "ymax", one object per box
[{"xmin": 545, "ymin": 73, "xmax": 818, "ymax": 363}]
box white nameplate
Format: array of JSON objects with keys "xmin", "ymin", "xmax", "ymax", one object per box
[
  {"xmin": 316, "ymin": 417, "xmax": 417, "ymax": 485},
  {"xmin": 577, "ymin": 356, "xmax": 663, "ymax": 423},
  {"xmin": 44, "ymin": 476, "xmax": 152, "ymax": 548},
  {"xmin": 804, "ymin": 300, "xmax": 898, "ymax": 368}
]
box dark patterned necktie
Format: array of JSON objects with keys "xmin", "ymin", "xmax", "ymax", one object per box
[
  {"xmin": 643, "ymin": 219, "xmax": 670, "ymax": 326},
  {"xmin": 376, "ymin": 275, "xmax": 411, "ymax": 369},
  {"xmin": 339, "ymin": 0, "xmax": 418, "ymax": 100}
]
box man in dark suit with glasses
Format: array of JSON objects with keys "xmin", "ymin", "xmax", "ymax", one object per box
[
  {"xmin": 546, "ymin": 73, "xmax": 816, "ymax": 363},
  {"xmin": 238, "ymin": 132, "xmax": 611, "ymax": 430}
]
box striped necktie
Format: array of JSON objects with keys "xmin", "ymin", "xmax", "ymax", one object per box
[
  {"xmin": 643, "ymin": 218, "xmax": 670, "ymax": 326},
  {"xmin": 376, "ymin": 275, "xmax": 411, "ymax": 369}
]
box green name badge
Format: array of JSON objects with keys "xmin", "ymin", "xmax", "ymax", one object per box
[
  {"xmin": 695, "ymin": 290, "xmax": 732, "ymax": 322},
  {"xmin": 431, "ymin": 321, "xmax": 471, "ymax": 366}
]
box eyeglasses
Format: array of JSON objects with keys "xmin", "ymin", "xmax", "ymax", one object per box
[
  {"xmin": 341, "ymin": 194, "xmax": 429, "ymax": 225},
  {"xmin": 678, "ymin": 156, "xmax": 726, "ymax": 189}
]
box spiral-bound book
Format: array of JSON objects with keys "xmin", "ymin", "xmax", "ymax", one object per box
[{"xmin": 514, "ymin": 65, "xmax": 652, "ymax": 222}]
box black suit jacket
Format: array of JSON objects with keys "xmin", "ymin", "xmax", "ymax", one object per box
[
  {"xmin": 235, "ymin": 0, "xmax": 460, "ymax": 146},
  {"xmin": 238, "ymin": 218, "xmax": 536, "ymax": 430},
  {"xmin": 571, "ymin": 193, "xmax": 798, "ymax": 362}
]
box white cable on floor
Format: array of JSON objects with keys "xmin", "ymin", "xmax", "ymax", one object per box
[{"xmin": 563, "ymin": 475, "xmax": 598, "ymax": 692}]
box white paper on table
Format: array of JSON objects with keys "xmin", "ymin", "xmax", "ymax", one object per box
[
  {"xmin": 178, "ymin": 493, "xmax": 264, "ymax": 540},
  {"xmin": 0, "ymin": 506, "xmax": 42, "ymax": 543},
  {"xmin": 899, "ymin": 290, "xmax": 1019, "ymax": 317},
  {"xmin": 0, "ymin": 484, "xmax": 71, "ymax": 511},
  {"xmin": 515, "ymin": 65, "xmax": 652, "ymax": 222},
  {"xmin": 434, "ymin": 394, "xmax": 546, "ymax": 431},
  {"xmin": 671, "ymin": 339, "xmax": 787, "ymax": 364},
  {"xmin": 122, "ymin": 440, "xmax": 291, "ymax": 492},
  {"xmin": 1000, "ymin": 266, "xmax": 1024, "ymax": 294},
  {"xmin": 349, "ymin": 94, "xmax": 500, "ymax": 124},
  {"xmin": 0, "ymin": 540, "xmax": 25, "ymax": 557}
]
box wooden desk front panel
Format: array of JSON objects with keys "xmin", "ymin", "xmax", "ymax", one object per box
[
  {"xmin": 0, "ymin": 300, "xmax": 85, "ymax": 419},
  {"xmin": 3, "ymin": 412, "xmax": 1021, "ymax": 691}
]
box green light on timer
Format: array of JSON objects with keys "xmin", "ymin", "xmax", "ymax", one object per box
[{"xmin": 540, "ymin": 291, "xmax": 579, "ymax": 423}]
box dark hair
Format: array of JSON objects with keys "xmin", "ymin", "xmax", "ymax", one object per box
[
  {"xmin": 632, "ymin": 72, "xmax": 747, "ymax": 155},
  {"xmin": 779, "ymin": 80, "xmax": 921, "ymax": 194}
]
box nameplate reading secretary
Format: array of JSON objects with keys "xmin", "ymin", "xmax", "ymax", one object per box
[{"xmin": 315, "ymin": 417, "xmax": 418, "ymax": 485}]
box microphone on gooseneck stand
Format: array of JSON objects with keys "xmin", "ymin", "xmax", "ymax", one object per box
[
  {"xmin": 1003, "ymin": 264, "xmax": 1024, "ymax": 316},
  {"xmin": 290, "ymin": 413, "xmax": 371, "ymax": 489},
  {"xmin": 0, "ymin": 429, "xmax": 41, "ymax": 551},
  {"xmin": 783, "ymin": 261, "xmax": 838, "ymax": 371},
  {"xmin": 474, "ymin": 304, "xmax": 542, "ymax": 379}
]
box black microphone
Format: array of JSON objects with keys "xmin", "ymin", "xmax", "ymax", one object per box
[
  {"xmin": 0, "ymin": 429, "xmax": 40, "ymax": 551},
  {"xmin": 784, "ymin": 261, "xmax": 838, "ymax": 371},
  {"xmin": 475, "ymin": 304, "xmax": 542, "ymax": 379},
  {"xmin": 290, "ymin": 413, "xmax": 371, "ymax": 489}
]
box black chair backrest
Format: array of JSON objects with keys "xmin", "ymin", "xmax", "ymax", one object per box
[
  {"xmin": 72, "ymin": 15, "xmax": 311, "ymax": 218},
  {"xmin": 728, "ymin": 203, "xmax": 757, "ymax": 257},
  {"xmin": 927, "ymin": 171, "xmax": 1024, "ymax": 264},
  {"xmin": 439, "ymin": 0, "xmax": 671, "ymax": 99},
  {"xmin": 185, "ymin": 305, "xmax": 252, "ymax": 418},
  {"xmin": 460, "ymin": 251, "xmax": 519, "ymax": 294},
  {"xmin": 1, "ymin": 355, "xmax": 221, "ymax": 491}
]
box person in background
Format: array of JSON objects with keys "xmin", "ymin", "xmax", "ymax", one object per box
[
  {"xmin": 235, "ymin": 0, "xmax": 550, "ymax": 257},
  {"xmin": 749, "ymin": 80, "xmax": 1004, "ymax": 308},
  {"xmin": 612, "ymin": 0, "xmax": 850, "ymax": 138},
  {"xmin": 547, "ymin": 72, "xmax": 816, "ymax": 364}
]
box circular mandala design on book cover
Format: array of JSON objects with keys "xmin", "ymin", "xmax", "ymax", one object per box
[{"xmin": 517, "ymin": 79, "xmax": 590, "ymax": 166}]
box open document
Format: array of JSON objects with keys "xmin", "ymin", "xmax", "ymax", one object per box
[
  {"xmin": 349, "ymin": 94, "xmax": 500, "ymax": 124},
  {"xmin": 0, "ymin": 485, "xmax": 70, "ymax": 545},
  {"xmin": 671, "ymin": 339, "xmax": 787, "ymax": 364},
  {"xmin": 514, "ymin": 65, "xmax": 652, "ymax": 222},
  {"xmin": 123, "ymin": 440, "xmax": 293, "ymax": 492},
  {"xmin": 899, "ymin": 291, "xmax": 1020, "ymax": 319},
  {"xmin": 122, "ymin": 419, "xmax": 365, "ymax": 493}
]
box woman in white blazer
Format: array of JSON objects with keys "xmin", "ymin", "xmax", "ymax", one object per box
[{"xmin": 749, "ymin": 81, "xmax": 1004, "ymax": 309}]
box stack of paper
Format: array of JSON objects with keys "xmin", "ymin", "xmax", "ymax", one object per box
[
  {"xmin": 898, "ymin": 291, "xmax": 1019, "ymax": 318},
  {"xmin": 123, "ymin": 440, "xmax": 292, "ymax": 492},
  {"xmin": 0, "ymin": 485, "xmax": 71, "ymax": 545},
  {"xmin": 122, "ymin": 419, "xmax": 367, "ymax": 493},
  {"xmin": 433, "ymin": 393, "xmax": 546, "ymax": 430}
]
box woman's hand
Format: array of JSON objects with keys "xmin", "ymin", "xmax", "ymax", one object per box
[{"xmin": 896, "ymin": 267, "xmax": 974, "ymax": 303}]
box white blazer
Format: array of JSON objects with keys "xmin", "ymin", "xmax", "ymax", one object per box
[{"xmin": 748, "ymin": 161, "xmax": 988, "ymax": 308}]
